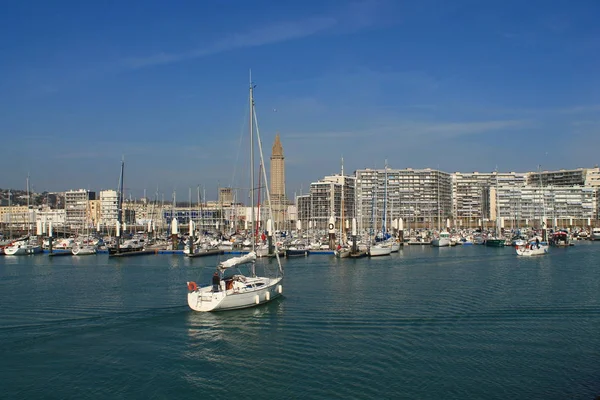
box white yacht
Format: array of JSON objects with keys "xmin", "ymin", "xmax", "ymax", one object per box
[{"xmin": 432, "ymin": 231, "xmax": 451, "ymax": 247}]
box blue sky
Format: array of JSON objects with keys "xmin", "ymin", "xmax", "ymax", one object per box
[{"xmin": 1, "ymin": 0, "xmax": 599, "ymax": 200}]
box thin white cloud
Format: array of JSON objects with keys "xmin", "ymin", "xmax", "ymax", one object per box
[
  {"xmin": 286, "ymin": 131, "xmax": 362, "ymax": 140},
  {"xmin": 409, "ymin": 119, "xmax": 529, "ymax": 138},
  {"xmin": 284, "ymin": 118, "xmax": 529, "ymax": 144},
  {"xmin": 122, "ymin": 1, "xmax": 389, "ymax": 70},
  {"xmin": 558, "ymin": 104, "xmax": 600, "ymax": 114}
]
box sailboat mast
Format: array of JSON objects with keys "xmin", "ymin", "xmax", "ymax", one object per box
[
  {"xmin": 340, "ymin": 157, "xmax": 345, "ymax": 244},
  {"xmin": 383, "ymin": 161, "xmax": 388, "ymax": 234},
  {"xmin": 249, "ymin": 70, "xmax": 256, "ymax": 253},
  {"xmin": 26, "ymin": 174, "xmax": 30, "ymax": 235},
  {"xmin": 437, "ymin": 169, "xmax": 440, "ymax": 232},
  {"xmin": 117, "ymin": 158, "xmax": 124, "ymax": 226},
  {"xmin": 197, "ymin": 185, "xmax": 201, "ymax": 234},
  {"xmin": 495, "ymin": 168, "xmax": 500, "ymax": 237},
  {"xmin": 256, "ymin": 162, "xmax": 262, "ymax": 240}
]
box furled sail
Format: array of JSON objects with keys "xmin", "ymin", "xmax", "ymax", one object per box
[{"xmin": 218, "ymin": 251, "xmax": 257, "ymax": 269}]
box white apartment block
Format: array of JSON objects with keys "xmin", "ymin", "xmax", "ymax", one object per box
[
  {"xmin": 297, "ymin": 174, "xmax": 355, "ymax": 231},
  {"xmin": 65, "ymin": 189, "xmax": 93, "ymax": 229},
  {"xmin": 355, "ymin": 168, "xmax": 452, "ymax": 232},
  {"xmin": 100, "ymin": 190, "xmax": 119, "ymax": 227}
]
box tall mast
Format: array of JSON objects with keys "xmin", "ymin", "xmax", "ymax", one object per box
[
  {"xmin": 256, "ymin": 162, "xmax": 262, "ymax": 241},
  {"xmin": 539, "ymin": 165, "xmax": 545, "ymax": 229},
  {"xmin": 197, "ymin": 185, "xmax": 201, "ymax": 234},
  {"xmin": 8, "ymin": 189, "xmax": 12, "ymax": 239},
  {"xmin": 496, "ymin": 168, "xmax": 500, "ymax": 237},
  {"xmin": 383, "ymin": 160, "xmax": 388, "ymax": 234},
  {"xmin": 249, "ymin": 70, "xmax": 256, "ymax": 252},
  {"xmin": 117, "ymin": 158, "xmax": 124, "ymax": 226},
  {"xmin": 26, "ymin": 174, "xmax": 30, "ymax": 235},
  {"xmin": 341, "ymin": 157, "xmax": 346, "ymax": 244},
  {"xmin": 437, "ymin": 169, "xmax": 441, "ymax": 231}
]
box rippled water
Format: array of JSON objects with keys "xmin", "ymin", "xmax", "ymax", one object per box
[{"xmin": 1, "ymin": 244, "xmax": 599, "ymax": 399}]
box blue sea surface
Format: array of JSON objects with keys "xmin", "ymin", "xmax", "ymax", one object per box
[{"xmin": 1, "ymin": 243, "xmax": 599, "ymax": 399}]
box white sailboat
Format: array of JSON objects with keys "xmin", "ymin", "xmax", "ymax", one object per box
[
  {"xmin": 5, "ymin": 177, "xmax": 41, "ymax": 255},
  {"xmin": 187, "ymin": 73, "xmax": 284, "ymax": 312},
  {"xmin": 432, "ymin": 171, "xmax": 450, "ymax": 247},
  {"xmin": 516, "ymin": 240, "xmax": 549, "ymax": 256},
  {"xmin": 367, "ymin": 163, "xmax": 392, "ymax": 257},
  {"xmin": 72, "ymin": 191, "xmax": 97, "ymax": 256},
  {"xmin": 72, "ymin": 244, "xmax": 97, "ymax": 256},
  {"xmin": 4, "ymin": 239, "xmax": 42, "ymax": 255}
]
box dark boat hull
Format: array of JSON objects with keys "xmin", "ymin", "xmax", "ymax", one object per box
[
  {"xmin": 485, "ymin": 239, "xmax": 505, "ymax": 247},
  {"xmin": 285, "ymin": 249, "xmax": 309, "ymax": 257},
  {"xmin": 107, "ymin": 246, "xmax": 144, "ymax": 255}
]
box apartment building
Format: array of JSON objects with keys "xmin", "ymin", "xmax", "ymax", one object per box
[{"xmin": 354, "ymin": 167, "xmax": 452, "ymax": 231}]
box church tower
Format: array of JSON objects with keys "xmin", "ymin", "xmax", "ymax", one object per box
[{"xmin": 270, "ymin": 133, "xmax": 286, "ymax": 230}]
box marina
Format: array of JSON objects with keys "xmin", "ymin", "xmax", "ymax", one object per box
[
  {"xmin": 1, "ymin": 243, "xmax": 599, "ymax": 399},
  {"xmin": 3, "ymin": 0, "xmax": 600, "ymax": 398}
]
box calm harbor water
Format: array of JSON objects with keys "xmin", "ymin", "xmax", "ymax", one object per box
[{"xmin": 1, "ymin": 244, "xmax": 599, "ymax": 399}]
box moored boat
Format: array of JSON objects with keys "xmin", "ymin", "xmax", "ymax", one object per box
[
  {"xmin": 4, "ymin": 240, "xmax": 42, "ymax": 255},
  {"xmin": 432, "ymin": 231, "xmax": 451, "ymax": 247},
  {"xmin": 485, "ymin": 238, "xmax": 505, "ymax": 247},
  {"xmin": 72, "ymin": 245, "xmax": 97, "ymax": 255},
  {"xmin": 550, "ymin": 231, "xmax": 570, "ymax": 247},
  {"xmin": 334, "ymin": 247, "xmax": 351, "ymax": 258},
  {"xmin": 285, "ymin": 246, "xmax": 310, "ymax": 257},
  {"xmin": 369, "ymin": 244, "xmax": 392, "ymax": 257}
]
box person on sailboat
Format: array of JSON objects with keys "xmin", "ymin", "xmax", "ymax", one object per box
[
  {"xmin": 212, "ymin": 271, "xmax": 221, "ymax": 292},
  {"xmin": 535, "ymin": 237, "xmax": 540, "ymax": 249}
]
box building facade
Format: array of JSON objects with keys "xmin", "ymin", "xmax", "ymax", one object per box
[
  {"xmin": 269, "ymin": 133, "xmax": 287, "ymax": 230},
  {"xmin": 453, "ymin": 171, "xmax": 527, "ymax": 227},
  {"xmin": 297, "ymin": 174, "xmax": 356, "ymax": 231},
  {"xmin": 355, "ymin": 167, "xmax": 452, "ymax": 232},
  {"xmin": 65, "ymin": 189, "xmax": 95, "ymax": 229},
  {"xmin": 100, "ymin": 190, "xmax": 119, "ymax": 227}
]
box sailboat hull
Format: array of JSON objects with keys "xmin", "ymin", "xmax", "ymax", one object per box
[
  {"xmin": 369, "ymin": 246, "xmax": 392, "ymax": 256},
  {"xmin": 187, "ymin": 276, "xmax": 283, "ymax": 312},
  {"xmin": 72, "ymin": 246, "xmax": 97, "ymax": 255},
  {"xmin": 285, "ymin": 249, "xmax": 309, "ymax": 257},
  {"xmin": 516, "ymin": 245, "xmax": 548, "ymax": 256},
  {"xmin": 4, "ymin": 244, "xmax": 42, "ymax": 255},
  {"xmin": 485, "ymin": 239, "xmax": 505, "ymax": 247},
  {"xmin": 334, "ymin": 249, "xmax": 351, "ymax": 258}
]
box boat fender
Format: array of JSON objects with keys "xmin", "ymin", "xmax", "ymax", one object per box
[
  {"xmin": 254, "ymin": 295, "xmax": 260, "ymax": 304},
  {"xmin": 187, "ymin": 281, "xmax": 198, "ymax": 292},
  {"xmin": 277, "ymin": 285, "xmax": 283, "ymax": 294},
  {"xmin": 266, "ymin": 291, "xmax": 270, "ymax": 301}
]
